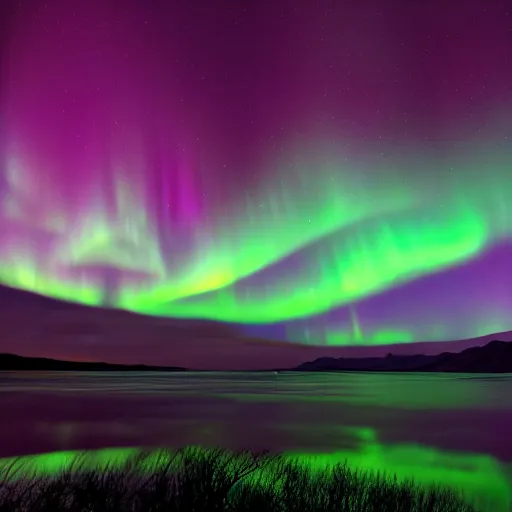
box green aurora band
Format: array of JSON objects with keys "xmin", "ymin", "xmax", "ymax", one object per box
[{"xmin": 0, "ymin": 141, "xmax": 510, "ymax": 342}]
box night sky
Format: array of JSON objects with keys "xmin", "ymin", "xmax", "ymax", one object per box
[{"xmin": 0, "ymin": 0, "xmax": 511, "ymax": 356}]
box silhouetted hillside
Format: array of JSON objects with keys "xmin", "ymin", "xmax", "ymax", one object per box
[
  {"xmin": 293, "ymin": 340, "xmax": 512, "ymax": 373},
  {"xmin": 0, "ymin": 283, "xmax": 511, "ymax": 371},
  {"xmin": 0, "ymin": 353, "xmax": 187, "ymax": 372}
]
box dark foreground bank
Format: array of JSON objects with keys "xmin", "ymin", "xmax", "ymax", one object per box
[{"xmin": 0, "ymin": 446, "xmax": 477, "ymax": 512}]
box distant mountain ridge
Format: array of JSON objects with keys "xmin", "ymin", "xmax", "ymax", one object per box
[
  {"xmin": 0, "ymin": 353, "xmax": 187, "ymax": 372},
  {"xmin": 292, "ymin": 340, "xmax": 512, "ymax": 373},
  {"xmin": 2, "ymin": 340, "xmax": 512, "ymax": 373}
]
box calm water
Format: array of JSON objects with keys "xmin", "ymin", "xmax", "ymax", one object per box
[{"xmin": 0, "ymin": 371, "xmax": 511, "ymax": 509}]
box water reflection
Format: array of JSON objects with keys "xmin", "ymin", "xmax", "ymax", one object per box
[{"xmin": 0, "ymin": 371, "xmax": 511, "ymax": 510}]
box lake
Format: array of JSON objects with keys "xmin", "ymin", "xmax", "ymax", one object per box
[{"xmin": 0, "ymin": 371, "xmax": 511, "ymax": 510}]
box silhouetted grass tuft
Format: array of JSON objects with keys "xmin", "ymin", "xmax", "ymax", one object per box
[{"xmin": 0, "ymin": 446, "xmax": 477, "ymax": 511}]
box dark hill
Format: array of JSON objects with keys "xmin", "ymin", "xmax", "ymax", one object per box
[
  {"xmin": 0, "ymin": 353, "xmax": 187, "ymax": 372},
  {"xmin": 292, "ymin": 340, "xmax": 512, "ymax": 373}
]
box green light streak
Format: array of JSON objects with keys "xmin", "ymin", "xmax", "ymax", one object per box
[
  {"xmin": 130, "ymin": 195, "xmax": 490, "ymax": 323},
  {"xmin": 120, "ymin": 161, "xmax": 419, "ymax": 306},
  {"xmin": 325, "ymin": 328, "xmax": 414, "ymax": 346},
  {"xmin": 0, "ymin": 144, "xmax": 510, "ymax": 337},
  {"xmin": 52, "ymin": 173, "xmax": 166, "ymax": 279}
]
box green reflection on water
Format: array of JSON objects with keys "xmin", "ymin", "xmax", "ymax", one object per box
[{"xmin": 0, "ymin": 427, "xmax": 509, "ymax": 512}]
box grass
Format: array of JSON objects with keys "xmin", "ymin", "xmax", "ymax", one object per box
[{"xmin": 0, "ymin": 445, "xmax": 477, "ymax": 512}]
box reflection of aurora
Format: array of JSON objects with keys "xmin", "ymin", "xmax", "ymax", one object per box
[
  {"xmin": 0, "ymin": 145, "xmax": 511, "ymax": 344},
  {"xmin": 0, "ymin": 431, "xmax": 509, "ymax": 512},
  {"xmin": 3, "ymin": 372, "xmax": 512, "ymax": 510}
]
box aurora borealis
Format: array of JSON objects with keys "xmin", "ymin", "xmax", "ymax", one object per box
[{"xmin": 0, "ymin": 0, "xmax": 511, "ymax": 347}]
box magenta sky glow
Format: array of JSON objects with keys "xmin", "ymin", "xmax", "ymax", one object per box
[{"xmin": 0, "ymin": 0, "xmax": 511, "ymax": 363}]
